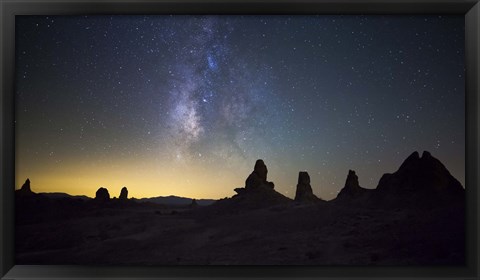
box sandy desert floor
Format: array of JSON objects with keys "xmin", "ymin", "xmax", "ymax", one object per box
[{"xmin": 15, "ymin": 197, "xmax": 465, "ymax": 265}]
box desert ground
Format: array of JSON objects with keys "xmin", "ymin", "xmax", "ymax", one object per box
[{"xmin": 15, "ymin": 196, "xmax": 464, "ymax": 265}]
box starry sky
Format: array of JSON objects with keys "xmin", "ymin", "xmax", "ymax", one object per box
[{"xmin": 15, "ymin": 15, "xmax": 465, "ymax": 200}]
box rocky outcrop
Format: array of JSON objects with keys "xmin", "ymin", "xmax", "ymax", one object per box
[
  {"xmin": 375, "ymin": 151, "xmax": 464, "ymax": 205},
  {"xmin": 234, "ymin": 187, "xmax": 247, "ymax": 195},
  {"xmin": 294, "ymin": 172, "xmax": 320, "ymax": 203},
  {"xmin": 16, "ymin": 178, "xmax": 35, "ymax": 196},
  {"xmin": 21, "ymin": 179, "xmax": 32, "ymax": 192},
  {"xmin": 119, "ymin": 187, "xmax": 128, "ymax": 200},
  {"xmin": 245, "ymin": 159, "xmax": 275, "ymax": 190},
  {"xmin": 334, "ymin": 151, "xmax": 464, "ymax": 208},
  {"xmin": 223, "ymin": 160, "xmax": 291, "ymax": 209},
  {"xmin": 95, "ymin": 187, "xmax": 110, "ymax": 201},
  {"xmin": 336, "ymin": 170, "xmax": 369, "ymax": 200}
]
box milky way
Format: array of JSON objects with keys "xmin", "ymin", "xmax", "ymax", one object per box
[{"xmin": 15, "ymin": 15, "xmax": 465, "ymax": 200}]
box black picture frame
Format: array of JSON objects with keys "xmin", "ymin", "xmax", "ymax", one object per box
[{"xmin": 1, "ymin": 0, "xmax": 479, "ymax": 279}]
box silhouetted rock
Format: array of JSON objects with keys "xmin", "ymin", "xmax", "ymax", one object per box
[
  {"xmin": 245, "ymin": 159, "xmax": 275, "ymax": 190},
  {"xmin": 119, "ymin": 187, "xmax": 128, "ymax": 200},
  {"xmin": 21, "ymin": 178, "xmax": 31, "ymax": 192},
  {"xmin": 190, "ymin": 199, "xmax": 199, "ymax": 208},
  {"xmin": 213, "ymin": 160, "xmax": 291, "ymax": 210},
  {"xmin": 375, "ymin": 151, "xmax": 464, "ymax": 205},
  {"xmin": 336, "ymin": 170, "xmax": 370, "ymax": 201},
  {"xmin": 216, "ymin": 186, "xmax": 292, "ymax": 211},
  {"xmin": 234, "ymin": 159, "xmax": 276, "ymax": 195},
  {"xmin": 95, "ymin": 187, "xmax": 110, "ymax": 201},
  {"xmin": 294, "ymin": 172, "xmax": 320, "ymax": 203},
  {"xmin": 16, "ymin": 178, "xmax": 35, "ymax": 196},
  {"xmin": 234, "ymin": 188, "xmax": 247, "ymax": 195}
]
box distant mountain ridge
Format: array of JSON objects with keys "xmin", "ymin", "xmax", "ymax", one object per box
[
  {"xmin": 39, "ymin": 192, "xmax": 91, "ymax": 201},
  {"xmin": 41, "ymin": 192, "xmax": 217, "ymax": 206},
  {"xmin": 133, "ymin": 195, "xmax": 216, "ymax": 206},
  {"xmin": 16, "ymin": 182, "xmax": 217, "ymax": 206}
]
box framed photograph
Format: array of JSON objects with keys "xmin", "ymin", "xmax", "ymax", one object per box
[{"xmin": 1, "ymin": 0, "xmax": 479, "ymax": 279}]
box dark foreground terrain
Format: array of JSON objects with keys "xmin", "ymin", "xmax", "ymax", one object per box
[{"xmin": 15, "ymin": 151, "xmax": 465, "ymax": 265}]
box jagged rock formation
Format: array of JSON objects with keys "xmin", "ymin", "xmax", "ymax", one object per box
[
  {"xmin": 334, "ymin": 151, "xmax": 465, "ymax": 207},
  {"xmin": 335, "ymin": 170, "xmax": 370, "ymax": 201},
  {"xmin": 95, "ymin": 187, "xmax": 110, "ymax": 201},
  {"xmin": 294, "ymin": 172, "xmax": 320, "ymax": 203},
  {"xmin": 16, "ymin": 178, "xmax": 35, "ymax": 196},
  {"xmin": 221, "ymin": 160, "xmax": 291, "ymax": 210},
  {"xmin": 21, "ymin": 178, "xmax": 31, "ymax": 192},
  {"xmin": 375, "ymin": 151, "xmax": 464, "ymax": 205},
  {"xmin": 245, "ymin": 159, "xmax": 275, "ymax": 190},
  {"xmin": 119, "ymin": 187, "xmax": 128, "ymax": 200}
]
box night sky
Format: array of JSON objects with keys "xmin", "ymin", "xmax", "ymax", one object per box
[{"xmin": 15, "ymin": 15, "xmax": 465, "ymax": 200}]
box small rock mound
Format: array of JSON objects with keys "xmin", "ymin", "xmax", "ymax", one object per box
[
  {"xmin": 95, "ymin": 187, "xmax": 110, "ymax": 201},
  {"xmin": 119, "ymin": 187, "xmax": 128, "ymax": 200},
  {"xmin": 294, "ymin": 172, "xmax": 320, "ymax": 203},
  {"xmin": 335, "ymin": 170, "xmax": 370, "ymax": 201}
]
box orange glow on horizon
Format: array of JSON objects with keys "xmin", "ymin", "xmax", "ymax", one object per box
[{"xmin": 15, "ymin": 157, "xmax": 255, "ymax": 199}]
